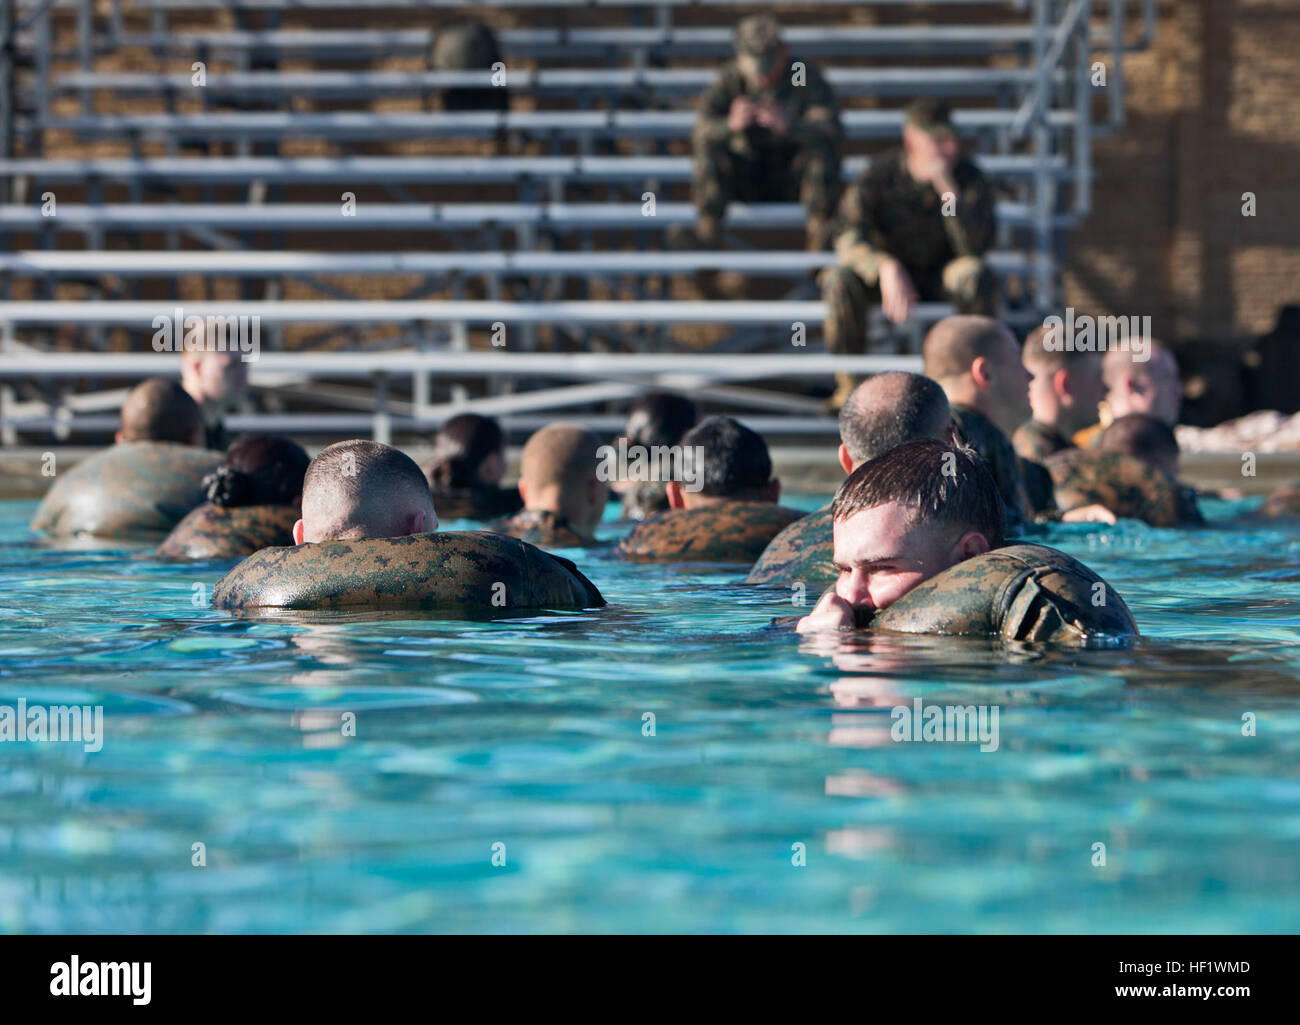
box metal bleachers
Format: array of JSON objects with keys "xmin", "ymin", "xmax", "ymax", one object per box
[{"xmin": 0, "ymin": 0, "xmax": 1156, "ymax": 444}]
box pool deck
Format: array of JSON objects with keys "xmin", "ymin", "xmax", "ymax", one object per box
[{"xmin": 2, "ymin": 445, "xmax": 1298, "ymax": 500}]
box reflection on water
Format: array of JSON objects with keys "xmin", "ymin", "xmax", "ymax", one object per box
[{"xmin": 1, "ymin": 499, "xmax": 1299, "ymax": 933}]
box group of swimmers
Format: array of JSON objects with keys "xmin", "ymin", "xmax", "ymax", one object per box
[{"xmin": 30, "ymin": 314, "xmax": 1296, "ymax": 644}]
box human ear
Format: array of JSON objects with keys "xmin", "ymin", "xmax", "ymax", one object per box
[
  {"xmin": 837, "ymin": 443, "xmax": 854, "ymax": 475},
  {"xmin": 292, "ymin": 519, "xmax": 306, "ymax": 545},
  {"xmin": 665, "ymin": 480, "xmax": 686, "ymax": 510},
  {"xmin": 953, "ymin": 529, "xmax": 991, "ymax": 561}
]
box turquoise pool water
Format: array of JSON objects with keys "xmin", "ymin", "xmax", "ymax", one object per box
[{"xmin": 1, "ymin": 495, "xmax": 1298, "ymax": 934}]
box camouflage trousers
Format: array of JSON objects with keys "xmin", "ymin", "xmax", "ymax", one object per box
[
  {"xmin": 692, "ymin": 133, "xmax": 841, "ymax": 224},
  {"xmin": 821, "ymin": 255, "xmax": 997, "ymax": 355}
]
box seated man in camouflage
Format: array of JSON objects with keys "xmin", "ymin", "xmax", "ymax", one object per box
[
  {"xmin": 685, "ymin": 13, "xmax": 842, "ymax": 252},
  {"xmin": 489, "ymin": 423, "xmax": 607, "ymax": 548},
  {"xmin": 822, "ymin": 98, "xmax": 996, "ymax": 409},
  {"xmin": 617, "ymin": 415, "xmax": 803, "ymax": 564},
  {"xmin": 1074, "ymin": 341, "xmax": 1182, "ymax": 448},
  {"xmin": 747, "ymin": 371, "xmax": 953, "ymax": 587},
  {"xmin": 1044, "ymin": 413, "xmax": 1203, "ymax": 527},
  {"xmin": 1013, "ymin": 323, "xmax": 1106, "ymax": 461},
  {"xmin": 795, "ymin": 440, "xmax": 1137, "ymax": 643}
]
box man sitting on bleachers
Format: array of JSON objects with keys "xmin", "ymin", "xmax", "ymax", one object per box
[
  {"xmin": 682, "ymin": 14, "xmax": 842, "ymax": 253},
  {"xmin": 822, "ymin": 98, "xmax": 997, "ymax": 410}
]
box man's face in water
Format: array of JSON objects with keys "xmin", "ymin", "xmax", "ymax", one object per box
[{"xmin": 830, "ymin": 501, "xmax": 989, "ymax": 622}]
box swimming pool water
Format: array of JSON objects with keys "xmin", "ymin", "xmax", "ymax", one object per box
[{"xmin": 1, "ymin": 495, "xmax": 1298, "ymax": 933}]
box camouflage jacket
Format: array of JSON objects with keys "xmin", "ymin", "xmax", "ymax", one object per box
[
  {"xmin": 745, "ymin": 505, "xmax": 835, "ymax": 587},
  {"xmin": 1044, "ymin": 449, "xmax": 1204, "ymax": 527},
  {"xmin": 30, "ymin": 441, "xmax": 222, "ymax": 541},
  {"xmin": 157, "ymin": 503, "xmax": 298, "ymax": 561},
  {"xmin": 869, "ymin": 542, "xmax": 1138, "ymax": 643},
  {"xmin": 697, "ymin": 56, "xmax": 842, "ymax": 152},
  {"xmin": 952, "ymin": 405, "xmax": 1031, "ymax": 528},
  {"xmin": 212, "ymin": 530, "xmax": 604, "ymax": 613},
  {"xmin": 488, "ymin": 508, "xmax": 595, "ymax": 549},
  {"xmin": 833, "ymin": 148, "xmax": 995, "ymax": 284},
  {"xmin": 1013, "ymin": 419, "xmax": 1074, "ymax": 463},
  {"xmin": 616, "ymin": 501, "xmax": 805, "ymax": 564},
  {"xmin": 431, "ymin": 485, "xmax": 524, "ymax": 522}
]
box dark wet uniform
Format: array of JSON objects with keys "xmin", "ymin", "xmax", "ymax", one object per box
[
  {"xmin": 489, "ymin": 508, "xmax": 595, "ymax": 549},
  {"xmin": 694, "ymin": 55, "xmax": 842, "ymax": 226},
  {"xmin": 745, "ymin": 505, "xmax": 834, "ymax": 587},
  {"xmin": 616, "ymin": 501, "xmax": 804, "ymax": 564},
  {"xmin": 1012, "ymin": 419, "xmax": 1075, "ymax": 463},
  {"xmin": 951, "ymin": 405, "xmax": 1039, "ymax": 526},
  {"xmin": 431, "ymin": 485, "xmax": 524, "ymax": 522},
  {"xmin": 30, "ymin": 442, "xmax": 222, "ymax": 541},
  {"xmin": 823, "ymin": 148, "xmax": 997, "ymax": 355},
  {"xmin": 868, "ymin": 542, "xmax": 1138, "ymax": 643},
  {"xmin": 212, "ymin": 531, "xmax": 604, "ymax": 613},
  {"xmin": 157, "ymin": 503, "xmax": 299, "ymax": 561},
  {"xmin": 1044, "ymin": 449, "xmax": 1204, "ymax": 527}
]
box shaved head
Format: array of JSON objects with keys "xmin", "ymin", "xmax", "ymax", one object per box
[
  {"xmin": 1102, "ymin": 340, "xmax": 1182, "ymax": 425},
  {"xmin": 119, "ymin": 378, "xmax": 204, "ymax": 446},
  {"xmin": 839, "ymin": 371, "xmax": 952, "ymax": 464},
  {"xmin": 1100, "ymin": 413, "xmax": 1180, "ymax": 479},
  {"xmin": 297, "ymin": 439, "xmax": 436, "ymax": 543},
  {"xmin": 518, "ymin": 422, "xmax": 607, "ymax": 534},
  {"xmin": 922, "ymin": 315, "xmax": 1016, "ymax": 383}
]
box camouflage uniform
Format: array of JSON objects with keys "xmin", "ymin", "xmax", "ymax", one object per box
[
  {"xmin": 212, "ymin": 530, "xmax": 604, "ymax": 613},
  {"xmin": 869, "ymin": 542, "xmax": 1138, "ymax": 643},
  {"xmin": 30, "ymin": 442, "xmax": 222, "ymax": 542},
  {"xmin": 620, "ymin": 480, "xmax": 671, "ymax": 522},
  {"xmin": 428, "ymin": 18, "xmax": 508, "ymax": 112},
  {"xmin": 204, "ymin": 417, "xmax": 230, "ymax": 453},
  {"xmin": 823, "ymin": 147, "xmax": 997, "ymax": 358},
  {"xmin": 489, "ymin": 508, "xmax": 595, "ymax": 549},
  {"xmin": 616, "ymin": 501, "xmax": 804, "ymax": 564},
  {"xmin": 157, "ymin": 503, "xmax": 298, "ymax": 562},
  {"xmin": 430, "ymin": 485, "xmax": 523, "ymax": 522},
  {"xmin": 693, "ymin": 36, "xmax": 842, "ymax": 234},
  {"xmin": 744, "ymin": 505, "xmax": 834, "ymax": 587},
  {"xmin": 1044, "ymin": 449, "xmax": 1204, "ymax": 527},
  {"xmin": 1012, "ymin": 419, "xmax": 1074, "ymax": 463},
  {"xmin": 951, "ymin": 405, "xmax": 1032, "ymax": 529}
]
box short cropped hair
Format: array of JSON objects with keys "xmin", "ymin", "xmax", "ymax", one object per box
[
  {"xmin": 624, "ymin": 392, "xmax": 698, "ymax": 450},
  {"xmin": 301, "ymin": 439, "xmax": 430, "ymax": 541},
  {"xmin": 426, "ymin": 413, "xmax": 505, "ymax": 490},
  {"xmin": 838, "ymin": 371, "xmax": 951, "ymax": 463},
  {"xmin": 1021, "ymin": 324, "xmax": 1103, "ymax": 374},
  {"xmin": 119, "ymin": 378, "xmax": 204, "ymax": 445},
  {"xmin": 1099, "ymin": 413, "xmax": 1179, "ymax": 464},
  {"xmin": 520, "ymin": 422, "xmax": 601, "ymax": 491},
  {"xmin": 203, "ymin": 434, "xmax": 309, "ymax": 508},
  {"xmin": 832, "ymin": 439, "xmax": 1005, "ymax": 547},
  {"xmin": 680, "ymin": 415, "xmax": 773, "ymax": 499},
  {"xmin": 922, "ymin": 315, "xmax": 1016, "ymax": 383}
]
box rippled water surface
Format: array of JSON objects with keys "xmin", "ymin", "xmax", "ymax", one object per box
[{"xmin": 2, "ymin": 495, "xmax": 1298, "ymax": 933}]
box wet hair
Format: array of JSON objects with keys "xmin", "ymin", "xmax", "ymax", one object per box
[
  {"xmin": 838, "ymin": 371, "xmax": 951, "ymax": 463},
  {"xmin": 426, "ymin": 413, "xmax": 505, "ymax": 490},
  {"xmin": 302, "ymin": 439, "xmax": 431, "ymax": 542},
  {"xmin": 832, "ymin": 439, "xmax": 1005, "ymax": 548},
  {"xmin": 119, "ymin": 378, "xmax": 204, "ymax": 445},
  {"xmin": 680, "ymin": 415, "xmax": 773, "ymax": 499},
  {"xmin": 624, "ymin": 392, "xmax": 698, "ymax": 450},
  {"xmin": 922, "ymin": 315, "xmax": 1016, "ymax": 383},
  {"xmin": 1099, "ymin": 414, "xmax": 1179, "ymax": 465},
  {"xmin": 520, "ymin": 422, "xmax": 601, "ymax": 491},
  {"xmin": 202, "ymin": 434, "xmax": 309, "ymax": 509}
]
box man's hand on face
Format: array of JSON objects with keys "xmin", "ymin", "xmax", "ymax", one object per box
[
  {"xmin": 795, "ymin": 587, "xmax": 857, "ymax": 634},
  {"xmin": 879, "ymin": 258, "xmax": 918, "ymax": 325},
  {"xmin": 752, "ymin": 98, "xmax": 790, "ymax": 136},
  {"xmin": 728, "ymin": 96, "xmax": 757, "ymax": 134}
]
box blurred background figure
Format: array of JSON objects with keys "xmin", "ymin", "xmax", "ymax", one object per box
[
  {"xmin": 1075, "ymin": 342, "xmax": 1183, "ymax": 447},
  {"xmin": 428, "ymin": 18, "xmax": 509, "ymax": 112},
  {"xmin": 680, "ymin": 13, "xmax": 842, "ymax": 254},
  {"xmin": 822, "ymin": 98, "xmax": 996, "ymax": 410},
  {"xmin": 1014, "ymin": 325, "xmax": 1106, "ymax": 461},
  {"xmin": 424, "ymin": 413, "xmax": 523, "ymax": 521},
  {"xmin": 617, "ymin": 392, "xmax": 699, "ymax": 521},
  {"xmin": 180, "ymin": 346, "xmax": 249, "ymax": 452}
]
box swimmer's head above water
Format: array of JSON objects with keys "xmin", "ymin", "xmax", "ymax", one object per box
[
  {"xmin": 116, "ymin": 378, "xmax": 205, "ymax": 448},
  {"xmin": 518, "ymin": 422, "xmax": 608, "ymax": 538},
  {"xmin": 293, "ymin": 439, "xmax": 437, "ymax": 544},
  {"xmin": 796, "ymin": 439, "xmax": 1005, "ymax": 632},
  {"xmin": 667, "ymin": 415, "xmax": 780, "ymax": 510}
]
